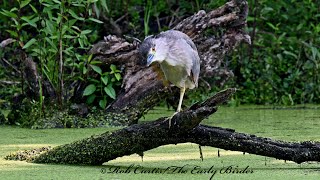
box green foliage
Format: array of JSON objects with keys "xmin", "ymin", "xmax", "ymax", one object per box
[
  {"xmin": 0, "ymin": 43, "xmax": 22, "ymax": 124},
  {"xmin": 82, "ymin": 60, "xmax": 122, "ymax": 109},
  {"xmin": 143, "ymin": 0, "xmax": 152, "ymax": 36},
  {"xmin": 226, "ymin": 0, "xmax": 320, "ymax": 105},
  {"xmin": 7, "ymin": 99, "xmax": 38, "ymax": 126},
  {"xmin": 0, "ymin": 0, "xmax": 122, "ymax": 126},
  {"xmin": 0, "ymin": 0, "xmax": 102, "ymax": 102},
  {"xmin": 95, "ymin": 0, "xmax": 208, "ymax": 37}
]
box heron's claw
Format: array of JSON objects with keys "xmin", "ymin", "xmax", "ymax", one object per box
[{"xmin": 168, "ymin": 112, "xmax": 179, "ymax": 128}]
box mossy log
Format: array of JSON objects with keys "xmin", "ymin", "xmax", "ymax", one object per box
[{"xmin": 6, "ymin": 89, "xmax": 320, "ymax": 165}]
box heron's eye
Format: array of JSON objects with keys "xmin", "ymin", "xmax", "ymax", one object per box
[{"xmin": 152, "ymin": 47, "xmax": 155, "ymax": 51}]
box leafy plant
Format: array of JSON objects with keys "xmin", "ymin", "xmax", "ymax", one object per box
[
  {"xmin": 0, "ymin": 0, "xmax": 103, "ymax": 105},
  {"xmin": 226, "ymin": 0, "xmax": 320, "ymax": 105},
  {"xmin": 82, "ymin": 59, "xmax": 122, "ymax": 109},
  {"xmin": 0, "ymin": 0, "xmax": 119, "ymax": 126},
  {"xmin": 143, "ymin": 0, "xmax": 152, "ymax": 36}
]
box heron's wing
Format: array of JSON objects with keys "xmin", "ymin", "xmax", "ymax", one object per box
[
  {"xmin": 170, "ymin": 38, "xmax": 200, "ymax": 87},
  {"xmin": 158, "ymin": 30, "xmax": 198, "ymax": 50},
  {"xmin": 190, "ymin": 47, "xmax": 200, "ymax": 87},
  {"xmin": 176, "ymin": 35, "xmax": 200, "ymax": 87}
]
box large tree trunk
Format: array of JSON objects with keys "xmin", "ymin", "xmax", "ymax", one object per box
[
  {"xmin": 5, "ymin": 89, "xmax": 320, "ymax": 165},
  {"xmin": 86, "ymin": 0, "xmax": 251, "ymax": 125}
]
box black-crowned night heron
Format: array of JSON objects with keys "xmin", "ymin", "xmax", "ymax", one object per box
[{"xmin": 139, "ymin": 30, "xmax": 200, "ymax": 127}]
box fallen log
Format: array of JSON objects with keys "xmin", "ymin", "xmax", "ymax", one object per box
[{"xmin": 5, "ymin": 89, "xmax": 320, "ymax": 165}]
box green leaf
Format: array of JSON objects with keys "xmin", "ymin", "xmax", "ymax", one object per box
[
  {"xmin": 45, "ymin": 37, "xmax": 58, "ymax": 51},
  {"xmin": 303, "ymin": 61, "xmax": 314, "ymax": 70},
  {"xmin": 61, "ymin": 24, "xmax": 69, "ymax": 35},
  {"xmin": 283, "ymin": 51, "xmax": 297, "ymax": 59},
  {"xmin": 88, "ymin": 54, "xmax": 93, "ymax": 64},
  {"xmin": 22, "ymin": 38, "xmax": 37, "ymax": 49},
  {"xmin": 71, "ymin": 26, "xmax": 81, "ymax": 32},
  {"xmin": 99, "ymin": 98, "xmax": 107, "ymax": 109},
  {"xmin": 52, "ymin": 0, "xmax": 61, "ymax": 4},
  {"xmin": 69, "ymin": 20, "xmax": 79, "ymax": 29},
  {"xmin": 6, "ymin": 30, "xmax": 18, "ymax": 38},
  {"xmin": 100, "ymin": 0, "xmax": 109, "ymax": 13},
  {"xmin": 88, "ymin": 8, "xmax": 93, "ymax": 16},
  {"xmin": 68, "ymin": 9, "xmax": 84, "ymax": 21},
  {"xmin": 101, "ymin": 76, "xmax": 108, "ymax": 85},
  {"xmin": 12, "ymin": 18, "xmax": 20, "ymax": 28},
  {"xmin": 21, "ymin": 16, "xmax": 37, "ymax": 28},
  {"xmin": 48, "ymin": 48, "xmax": 57, "ymax": 53},
  {"xmin": 10, "ymin": 7, "xmax": 18, "ymax": 12},
  {"xmin": 20, "ymin": 0, "xmax": 32, "ymax": 8},
  {"xmin": 56, "ymin": 15, "xmax": 62, "ymax": 25},
  {"xmin": 88, "ymin": 17, "xmax": 103, "ymax": 24},
  {"xmin": 90, "ymin": 60, "xmax": 102, "ymax": 65},
  {"xmin": 0, "ymin": 9, "xmax": 18, "ymax": 18},
  {"xmin": 311, "ymin": 46, "xmax": 319, "ymax": 61},
  {"xmin": 86, "ymin": 94, "xmax": 96, "ymax": 104},
  {"xmin": 115, "ymin": 73, "xmax": 121, "ymax": 81},
  {"xmin": 89, "ymin": 78, "xmax": 100, "ymax": 84},
  {"xmin": 44, "ymin": 7, "xmax": 53, "ymax": 21},
  {"xmin": 71, "ymin": 2, "xmax": 85, "ymax": 7},
  {"xmin": 266, "ymin": 22, "xmax": 278, "ymax": 31},
  {"xmin": 90, "ymin": 65, "xmax": 102, "ymax": 75},
  {"xmin": 81, "ymin": 30, "xmax": 92, "ymax": 35},
  {"xmin": 29, "ymin": 4, "xmax": 38, "ymax": 14},
  {"xmin": 110, "ymin": 64, "xmax": 117, "ymax": 73},
  {"xmin": 63, "ymin": 35, "xmax": 76, "ymax": 39},
  {"xmin": 78, "ymin": 38, "xmax": 84, "ymax": 48},
  {"xmin": 104, "ymin": 84, "xmax": 116, "ymax": 99},
  {"xmin": 82, "ymin": 66, "xmax": 87, "ymax": 74},
  {"xmin": 93, "ymin": 3, "xmax": 100, "ymax": 17},
  {"xmin": 90, "ymin": 0, "xmax": 99, "ymax": 3},
  {"xmin": 83, "ymin": 84, "xmax": 96, "ymax": 96},
  {"xmin": 45, "ymin": 20, "xmax": 55, "ymax": 35}
]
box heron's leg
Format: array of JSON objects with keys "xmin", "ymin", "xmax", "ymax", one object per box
[
  {"xmin": 177, "ymin": 86, "xmax": 186, "ymax": 112},
  {"xmin": 169, "ymin": 86, "xmax": 186, "ymax": 128}
]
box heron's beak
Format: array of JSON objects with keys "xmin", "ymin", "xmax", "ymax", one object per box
[{"xmin": 146, "ymin": 53, "xmax": 154, "ymax": 66}]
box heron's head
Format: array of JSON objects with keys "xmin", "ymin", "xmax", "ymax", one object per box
[
  {"xmin": 139, "ymin": 35, "xmax": 167, "ymax": 66},
  {"xmin": 146, "ymin": 46, "xmax": 156, "ymax": 66},
  {"xmin": 146, "ymin": 40, "xmax": 168, "ymax": 66}
]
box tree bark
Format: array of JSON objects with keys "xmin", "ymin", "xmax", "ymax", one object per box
[
  {"xmin": 5, "ymin": 89, "xmax": 320, "ymax": 165},
  {"xmin": 85, "ymin": 0, "xmax": 251, "ymax": 125}
]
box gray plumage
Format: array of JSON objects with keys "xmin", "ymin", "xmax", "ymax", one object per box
[
  {"xmin": 139, "ymin": 30, "xmax": 200, "ymax": 90},
  {"xmin": 139, "ymin": 30, "xmax": 200, "ymax": 121}
]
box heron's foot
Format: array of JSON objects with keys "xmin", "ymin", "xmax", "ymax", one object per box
[{"xmin": 168, "ymin": 112, "xmax": 179, "ymax": 128}]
